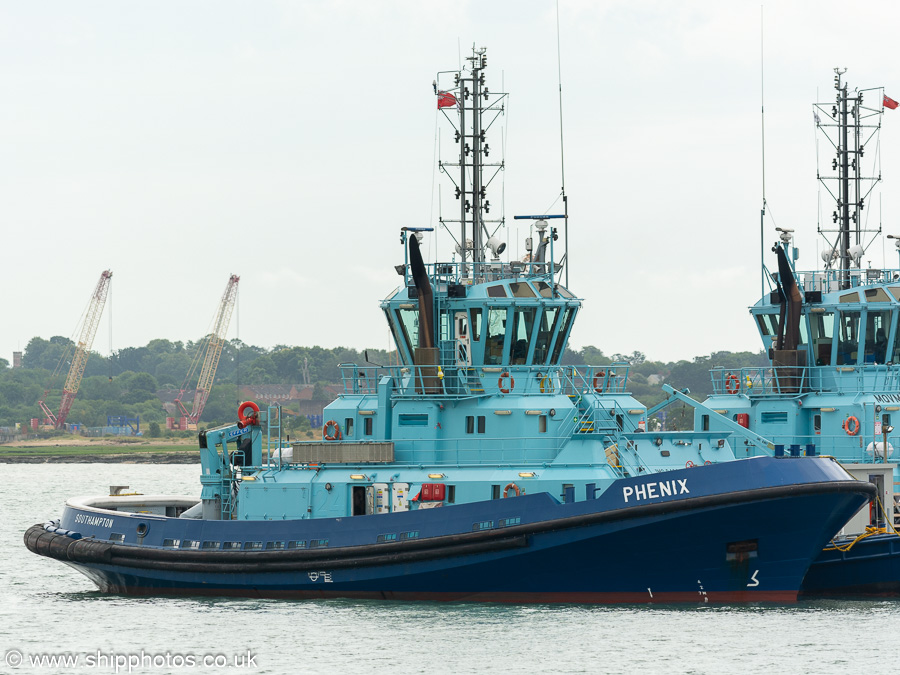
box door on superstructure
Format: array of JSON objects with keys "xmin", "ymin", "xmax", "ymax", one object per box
[{"xmin": 455, "ymin": 312, "xmax": 471, "ymax": 367}]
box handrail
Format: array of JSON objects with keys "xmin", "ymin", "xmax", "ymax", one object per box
[
  {"xmin": 338, "ymin": 362, "xmax": 632, "ymax": 399},
  {"xmin": 791, "ymin": 266, "xmax": 900, "ymax": 294},
  {"xmin": 709, "ymin": 363, "xmax": 900, "ymax": 396},
  {"xmin": 415, "ymin": 259, "xmax": 560, "ymax": 286}
]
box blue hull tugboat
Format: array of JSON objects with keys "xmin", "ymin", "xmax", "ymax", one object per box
[
  {"xmin": 26, "ymin": 51, "xmax": 873, "ymax": 603},
  {"xmin": 700, "ymin": 69, "xmax": 900, "ymax": 597}
]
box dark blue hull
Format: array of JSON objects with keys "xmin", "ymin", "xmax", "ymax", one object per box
[
  {"xmin": 26, "ymin": 458, "xmax": 874, "ymax": 603},
  {"xmin": 801, "ymin": 533, "xmax": 900, "ymax": 598}
]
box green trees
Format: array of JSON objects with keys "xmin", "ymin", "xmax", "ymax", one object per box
[{"xmin": 0, "ymin": 333, "xmax": 769, "ymax": 431}]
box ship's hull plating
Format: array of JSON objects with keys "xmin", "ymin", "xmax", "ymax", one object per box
[
  {"xmin": 801, "ymin": 532, "xmax": 900, "ymax": 598},
  {"xmin": 25, "ymin": 458, "xmax": 873, "ymax": 604}
]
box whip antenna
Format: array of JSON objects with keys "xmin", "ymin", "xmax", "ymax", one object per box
[
  {"xmin": 760, "ymin": 5, "xmax": 767, "ymax": 299},
  {"xmin": 556, "ymin": 0, "xmax": 569, "ymax": 287}
]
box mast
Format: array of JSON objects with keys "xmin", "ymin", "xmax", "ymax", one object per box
[
  {"xmin": 839, "ymin": 72, "xmax": 851, "ymax": 285},
  {"xmin": 437, "ymin": 46, "xmax": 507, "ymax": 281},
  {"xmin": 815, "ymin": 68, "xmax": 883, "ymax": 287}
]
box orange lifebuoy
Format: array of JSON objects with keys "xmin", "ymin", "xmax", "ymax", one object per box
[
  {"xmin": 593, "ymin": 371, "xmax": 606, "ymax": 393},
  {"xmin": 843, "ymin": 416, "xmax": 860, "ymax": 436},
  {"xmin": 502, "ymin": 482, "xmax": 521, "ymax": 498},
  {"xmin": 323, "ymin": 419, "xmax": 342, "ymax": 441},
  {"xmin": 725, "ymin": 374, "xmax": 740, "ymax": 394},
  {"xmin": 685, "ymin": 460, "xmax": 695, "ymax": 468},
  {"xmin": 238, "ymin": 401, "xmax": 260, "ymax": 425},
  {"xmin": 498, "ymin": 372, "xmax": 515, "ymax": 394}
]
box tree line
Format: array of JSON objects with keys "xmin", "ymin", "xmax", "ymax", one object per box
[{"xmin": 0, "ymin": 335, "xmax": 768, "ymax": 432}]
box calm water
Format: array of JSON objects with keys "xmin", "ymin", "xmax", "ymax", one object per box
[{"xmin": 2, "ymin": 463, "xmax": 900, "ymax": 674}]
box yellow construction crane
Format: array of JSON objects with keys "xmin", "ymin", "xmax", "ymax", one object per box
[
  {"xmin": 170, "ymin": 274, "xmax": 240, "ymax": 430},
  {"xmin": 39, "ymin": 270, "xmax": 113, "ymax": 428}
]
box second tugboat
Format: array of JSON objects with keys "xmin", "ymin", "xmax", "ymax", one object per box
[
  {"xmin": 700, "ymin": 69, "xmax": 900, "ymax": 597},
  {"xmin": 26, "ymin": 50, "xmax": 873, "ymax": 603}
]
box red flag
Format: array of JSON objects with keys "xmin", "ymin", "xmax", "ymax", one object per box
[
  {"xmin": 437, "ymin": 91, "xmax": 457, "ymax": 109},
  {"xmin": 885, "ymin": 94, "xmax": 899, "ymax": 110}
]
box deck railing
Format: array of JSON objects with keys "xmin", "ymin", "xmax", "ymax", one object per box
[
  {"xmin": 338, "ymin": 362, "xmax": 632, "ymax": 399},
  {"xmin": 709, "ymin": 364, "xmax": 900, "ymax": 396}
]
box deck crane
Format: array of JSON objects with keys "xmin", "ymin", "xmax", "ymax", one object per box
[
  {"xmin": 38, "ymin": 270, "xmax": 113, "ymax": 428},
  {"xmin": 169, "ymin": 274, "xmax": 240, "ymax": 431}
]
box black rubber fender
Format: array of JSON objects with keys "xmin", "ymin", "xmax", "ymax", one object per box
[{"xmin": 69, "ymin": 537, "xmax": 113, "ymax": 564}]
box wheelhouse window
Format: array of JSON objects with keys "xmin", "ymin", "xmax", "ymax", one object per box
[
  {"xmin": 470, "ymin": 308, "xmax": 482, "ymax": 341},
  {"xmin": 756, "ymin": 313, "xmax": 781, "ymax": 351},
  {"xmin": 534, "ymin": 281, "xmax": 553, "ymax": 298},
  {"xmin": 397, "ymin": 307, "xmax": 420, "ymax": 354},
  {"xmin": 865, "ymin": 309, "xmax": 892, "ymax": 364},
  {"xmin": 757, "ymin": 313, "xmax": 780, "ymax": 336},
  {"xmin": 837, "ymin": 310, "xmax": 861, "ymax": 365},
  {"xmin": 384, "ymin": 309, "xmax": 411, "ymax": 364},
  {"xmin": 549, "ymin": 307, "xmax": 575, "ymax": 364},
  {"xmin": 485, "ymin": 307, "xmax": 508, "ymax": 365},
  {"xmin": 508, "ymin": 307, "xmax": 537, "ymax": 365},
  {"xmin": 509, "ymin": 282, "xmax": 536, "ymax": 298},
  {"xmin": 533, "ymin": 307, "xmax": 559, "ymax": 365},
  {"xmin": 809, "ymin": 311, "xmax": 834, "ymax": 365}
]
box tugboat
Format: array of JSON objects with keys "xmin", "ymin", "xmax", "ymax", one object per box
[
  {"xmin": 700, "ymin": 69, "xmax": 900, "ymax": 597},
  {"xmin": 26, "ymin": 50, "xmax": 873, "ymax": 603}
]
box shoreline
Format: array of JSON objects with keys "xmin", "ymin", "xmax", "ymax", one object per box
[
  {"xmin": 0, "ymin": 452, "xmax": 201, "ymax": 464},
  {"xmin": 0, "ymin": 438, "xmax": 200, "ymax": 463}
]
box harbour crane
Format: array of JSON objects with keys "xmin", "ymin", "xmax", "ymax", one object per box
[
  {"xmin": 38, "ymin": 270, "xmax": 113, "ymax": 428},
  {"xmin": 169, "ymin": 274, "xmax": 240, "ymax": 431}
]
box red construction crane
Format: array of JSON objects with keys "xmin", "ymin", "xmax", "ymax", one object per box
[
  {"xmin": 38, "ymin": 270, "xmax": 113, "ymax": 428},
  {"xmin": 170, "ymin": 274, "xmax": 240, "ymax": 431}
]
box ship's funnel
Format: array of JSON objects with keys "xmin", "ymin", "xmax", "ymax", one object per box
[
  {"xmin": 408, "ymin": 234, "xmax": 440, "ymax": 393},
  {"xmin": 408, "ymin": 234, "xmax": 435, "ymax": 351},
  {"xmin": 772, "ymin": 244, "xmax": 806, "ymax": 393},
  {"xmin": 775, "ymin": 244, "xmax": 803, "ymax": 351}
]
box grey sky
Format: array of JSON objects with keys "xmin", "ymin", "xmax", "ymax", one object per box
[{"xmin": 3, "ymin": 1, "xmax": 899, "ymax": 365}]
